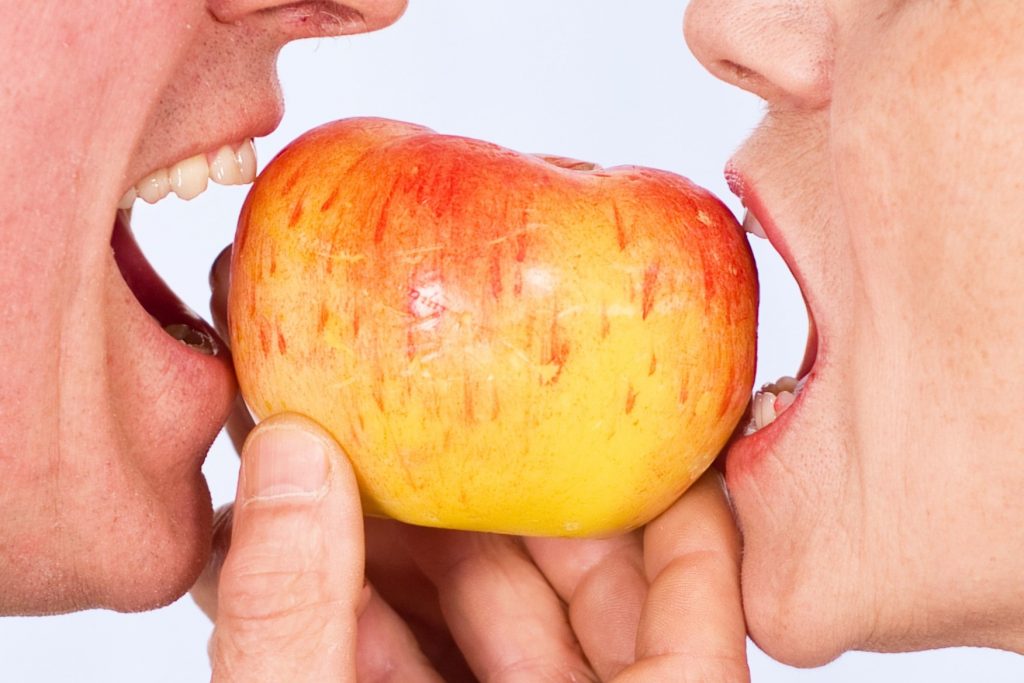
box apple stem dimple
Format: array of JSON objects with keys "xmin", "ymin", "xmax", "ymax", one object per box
[{"xmin": 533, "ymin": 154, "xmax": 602, "ymax": 172}]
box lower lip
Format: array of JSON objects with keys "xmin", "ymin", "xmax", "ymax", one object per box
[
  {"xmin": 723, "ymin": 368, "xmax": 816, "ymax": 478},
  {"xmin": 109, "ymin": 210, "xmax": 238, "ymax": 426}
]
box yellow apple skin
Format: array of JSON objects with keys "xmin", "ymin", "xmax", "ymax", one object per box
[{"xmin": 229, "ymin": 117, "xmax": 757, "ymax": 537}]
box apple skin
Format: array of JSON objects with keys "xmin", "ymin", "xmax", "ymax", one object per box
[{"xmin": 229, "ymin": 117, "xmax": 757, "ymax": 537}]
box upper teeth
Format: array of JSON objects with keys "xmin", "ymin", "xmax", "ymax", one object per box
[
  {"xmin": 742, "ymin": 210, "xmax": 767, "ymax": 239},
  {"xmin": 118, "ymin": 140, "xmax": 257, "ymax": 208}
]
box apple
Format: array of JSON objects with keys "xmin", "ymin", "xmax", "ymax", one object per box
[{"xmin": 228, "ymin": 117, "xmax": 757, "ymax": 537}]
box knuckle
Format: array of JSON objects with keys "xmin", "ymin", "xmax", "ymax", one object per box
[
  {"xmin": 682, "ymin": 656, "xmax": 750, "ymax": 683},
  {"xmin": 209, "ymin": 626, "xmax": 316, "ymax": 682},
  {"xmin": 489, "ymin": 656, "xmax": 598, "ymax": 683},
  {"xmin": 615, "ymin": 653, "xmax": 750, "ymax": 683},
  {"xmin": 218, "ymin": 563, "xmax": 336, "ymax": 623},
  {"xmin": 209, "ymin": 594, "xmax": 349, "ymax": 682},
  {"xmin": 217, "ymin": 511, "xmax": 334, "ymax": 623}
]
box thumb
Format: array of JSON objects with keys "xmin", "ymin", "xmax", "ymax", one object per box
[{"xmin": 210, "ymin": 413, "xmax": 365, "ymax": 683}]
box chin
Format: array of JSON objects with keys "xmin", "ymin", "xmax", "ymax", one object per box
[
  {"xmin": 3, "ymin": 465, "xmax": 217, "ymax": 617},
  {"xmin": 94, "ymin": 474, "xmax": 216, "ymax": 614},
  {"xmin": 75, "ymin": 212, "xmax": 235, "ymax": 614},
  {"xmin": 724, "ymin": 379, "xmax": 859, "ymax": 668}
]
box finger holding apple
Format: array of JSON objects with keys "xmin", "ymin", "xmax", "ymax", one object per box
[
  {"xmin": 206, "ymin": 247, "xmax": 478, "ymax": 680},
  {"xmin": 523, "ymin": 470, "xmax": 748, "ymax": 681},
  {"xmin": 229, "ymin": 117, "xmax": 757, "ymax": 538},
  {"xmin": 216, "ymin": 248, "xmax": 651, "ymax": 680},
  {"xmin": 209, "ymin": 245, "xmax": 256, "ymax": 454}
]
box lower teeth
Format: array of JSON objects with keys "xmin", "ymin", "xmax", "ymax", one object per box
[
  {"xmin": 164, "ymin": 323, "xmax": 216, "ymax": 356},
  {"xmin": 744, "ymin": 375, "xmax": 806, "ymax": 435}
]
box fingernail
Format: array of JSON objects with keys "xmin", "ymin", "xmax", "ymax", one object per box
[{"xmin": 243, "ymin": 424, "xmax": 329, "ymax": 501}]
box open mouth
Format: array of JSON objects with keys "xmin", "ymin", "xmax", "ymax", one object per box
[
  {"xmin": 110, "ymin": 140, "xmax": 258, "ymax": 353},
  {"xmin": 735, "ymin": 206, "xmax": 819, "ymax": 439}
]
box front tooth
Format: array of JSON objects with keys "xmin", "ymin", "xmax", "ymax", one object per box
[
  {"xmin": 235, "ymin": 139, "xmax": 257, "ymax": 184},
  {"xmin": 209, "ymin": 145, "xmax": 242, "ymax": 185},
  {"xmin": 169, "ymin": 154, "xmax": 210, "ymax": 200},
  {"xmin": 118, "ymin": 187, "xmax": 137, "ymax": 209},
  {"xmin": 742, "ymin": 210, "xmax": 768, "ymax": 239},
  {"xmin": 753, "ymin": 390, "xmax": 777, "ymax": 431},
  {"xmin": 745, "ymin": 384, "xmax": 801, "ymax": 435},
  {"xmin": 137, "ymin": 169, "xmax": 171, "ymax": 204},
  {"xmin": 774, "ymin": 390, "xmax": 796, "ymax": 414},
  {"xmin": 769, "ymin": 375, "xmax": 798, "ymax": 394}
]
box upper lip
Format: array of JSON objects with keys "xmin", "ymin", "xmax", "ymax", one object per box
[
  {"xmin": 111, "ymin": 107, "xmax": 285, "ymax": 351},
  {"xmin": 124, "ymin": 106, "xmax": 282, "ymax": 193},
  {"xmin": 726, "ymin": 158, "xmax": 820, "ymax": 380}
]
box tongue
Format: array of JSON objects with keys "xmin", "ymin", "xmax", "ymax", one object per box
[{"xmin": 111, "ymin": 209, "xmax": 225, "ymax": 355}]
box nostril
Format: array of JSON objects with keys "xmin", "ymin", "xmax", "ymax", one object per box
[
  {"xmin": 717, "ymin": 59, "xmax": 776, "ymax": 101},
  {"xmin": 283, "ymin": 1, "xmax": 366, "ymax": 35},
  {"xmin": 209, "ymin": 0, "xmax": 402, "ymax": 37},
  {"xmin": 716, "ymin": 57, "xmax": 821, "ymax": 109},
  {"xmin": 684, "ymin": 0, "xmax": 834, "ymax": 110},
  {"xmin": 721, "ymin": 59, "xmax": 759, "ymax": 85}
]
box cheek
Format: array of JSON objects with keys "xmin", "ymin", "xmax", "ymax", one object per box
[
  {"xmin": 832, "ymin": 3, "xmax": 1024, "ymax": 312},
  {"xmin": 816, "ymin": 1, "xmax": 1024, "ymax": 647},
  {"xmin": 831, "ymin": 4, "xmax": 1024, "ymax": 420}
]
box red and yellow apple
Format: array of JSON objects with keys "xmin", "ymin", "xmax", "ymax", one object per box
[{"xmin": 228, "ymin": 117, "xmax": 757, "ymax": 537}]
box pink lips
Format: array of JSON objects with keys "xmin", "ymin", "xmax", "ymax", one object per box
[
  {"xmin": 719, "ymin": 163, "xmax": 821, "ymax": 474},
  {"xmin": 727, "ymin": 162, "xmax": 819, "ymax": 382}
]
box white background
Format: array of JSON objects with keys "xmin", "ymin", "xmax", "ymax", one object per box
[{"xmin": 2, "ymin": 1, "xmax": 1021, "ymax": 680}]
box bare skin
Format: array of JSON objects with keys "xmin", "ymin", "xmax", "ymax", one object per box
[
  {"xmin": 193, "ymin": 1, "xmax": 1024, "ymax": 674},
  {"xmin": 686, "ymin": 0, "xmax": 1024, "ymax": 666},
  {"xmin": 193, "ymin": 251, "xmax": 748, "ymax": 679},
  {"xmin": 0, "ymin": 0, "xmax": 402, "ymax": 614},
  {"xmin": 2, "ymin": 1, "xmax": 748, "ymax": 679},
  {"xmin": 10, "ymin": 0, "xmax": 1018, "ymax": 678}
]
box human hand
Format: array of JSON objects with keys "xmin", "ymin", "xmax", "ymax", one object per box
[
  {"xmin": 193, "ymin": 412, "xmax": 456, "ymax": 681},
  {"xmin": 393, "ymin": 469, "xmax": 749, "ymax": 682},
  {"xmin": 202, "ymin": 245, "xmax": 749, "ymax": 681},
  {"xmin": 194, "ymin": 248, "xmax": 448, "ymax": 680}
]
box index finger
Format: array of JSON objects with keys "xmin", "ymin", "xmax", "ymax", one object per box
[
  {"xmin": 209, "ymin": 243, "xmax": 233, "ymax": 342},
  {"xmin": 615, "ymin": 471, "xmax": 749, "ymax": 682},
  {"xmin": 210, "ymin": 243, "xmax": 255, "ymax": 452}
]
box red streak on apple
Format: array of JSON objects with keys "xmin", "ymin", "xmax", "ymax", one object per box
[
  {"xmin": 641, "ymin": 261, "xmax": 661, "ymax": 320},
  {"xmin": 625, "ymin": 384, "xmax": 639, "ymax": 415}
]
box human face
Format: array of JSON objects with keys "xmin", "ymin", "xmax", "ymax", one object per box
[
  {"xmin": 0, "ymin": 0, "xmax": 405, "ymax": 615},
  {"xmin": 686, "ymin": 0, "xmax": 1024, "ymax": 665}
]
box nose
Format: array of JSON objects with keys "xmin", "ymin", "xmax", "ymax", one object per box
[
  {"xmin": 684, "ymin": 0, "xmax": 833, "ymax": 109},
  {"xmin": 209, "ymin": 0, "xmax": 408, "ymax": 40}
]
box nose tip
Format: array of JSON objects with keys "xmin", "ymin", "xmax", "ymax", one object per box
[
  {"xmin": 684, "ymin": 0, "xmax": 833, "ymax": 109},
  {"xmin": 355, "ymin": 0, "xmax": 408, "ymax": 32}
]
